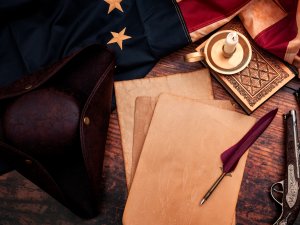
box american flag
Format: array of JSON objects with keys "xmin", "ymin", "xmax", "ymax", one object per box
[{"xmin": 1, "ymin": 0, "xmax": 298, "ymax": 87}]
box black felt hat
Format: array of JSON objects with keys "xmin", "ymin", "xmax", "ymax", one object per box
[{"xmin": 0, "ymin": 44, "xmax": 114, "ymax": 218}]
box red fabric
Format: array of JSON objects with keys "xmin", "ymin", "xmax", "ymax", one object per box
[
  {"xmin": 278, "ymin": 0, "xmax": 296, "ymax": 10},
  {"xmin": 255, "ymin": 15, "xmax": 297, "ymax": 59},
  {"xmin": 254, "ymin": 0, "xmax": 299, "ymax": 59},
  {"xmin": 178, "ymin": 0, "xmax": 251, "ymax": 32}
]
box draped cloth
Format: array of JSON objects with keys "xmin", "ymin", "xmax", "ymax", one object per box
[
  {"xmin": 0, "ymin": 0, "xmax": 190, "ymax": 87},
  {"xmin": 0, "ymin": 0, "xmax": 298, "ymax": 86}
]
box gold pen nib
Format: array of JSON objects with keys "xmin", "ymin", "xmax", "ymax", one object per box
[
  {"xmin": 200, "ymin": 198, "xmax": 206, "ymax": 205},
  {"xmin": 199, "ymin": 172, "xmax": 226, "ymax": 205}
]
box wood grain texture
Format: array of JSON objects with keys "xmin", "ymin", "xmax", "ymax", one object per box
[{"xmin": 0, "ymin": 42, "xmax": 299, "ymax": 225}]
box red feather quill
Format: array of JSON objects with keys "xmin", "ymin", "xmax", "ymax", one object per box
[
  {"xmin": 221, "ymin": 108, "xmax": 278, "ymax": 173},
  {"xmin": 200, "ymin": 108, "xmax": 278, "ymax": 205}
]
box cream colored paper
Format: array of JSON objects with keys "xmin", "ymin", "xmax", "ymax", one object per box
[
  {"xmin": 114, "ymin": 69, "xmax": 214, "ymax": 187},
  {"xmin": 130, "ymin": 96, "xmax": 234, "ymax": 189},
  {"xmin": 123, "ymin": 94, "xmax": 255, "ymax": 225}
]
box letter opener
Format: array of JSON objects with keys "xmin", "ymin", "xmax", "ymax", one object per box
[{"xmin": 200, "ymin": 108, "xmax": 278, "ymax": 205}]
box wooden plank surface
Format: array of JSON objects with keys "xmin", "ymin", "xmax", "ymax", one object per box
[{"xmin": 0, "ymin": 43, "xmax": 299, "ymax": 225}]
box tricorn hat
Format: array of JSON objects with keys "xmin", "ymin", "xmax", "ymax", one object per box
[{"xmin": 0, "ymin": 44, "xmax": 114, "ymax": 218}]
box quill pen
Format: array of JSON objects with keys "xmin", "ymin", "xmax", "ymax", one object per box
[{"xmin": 200, "ymin": 108, "xmax": 278, "ymax": 205}]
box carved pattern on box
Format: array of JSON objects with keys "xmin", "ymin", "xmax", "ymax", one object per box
[{"xmin": 225, "ymin": 46, "xmax": 290, "ymax": 107}]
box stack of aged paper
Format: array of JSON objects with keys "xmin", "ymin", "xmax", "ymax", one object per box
[{"xmin": 114, "ymin": 69, "xmax": 256, "ymax": 225}]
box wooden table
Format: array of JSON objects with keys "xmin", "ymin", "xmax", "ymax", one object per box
[{"xmin": 0, "ymin": 43, "xmax": 299, "ymax": 225}]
